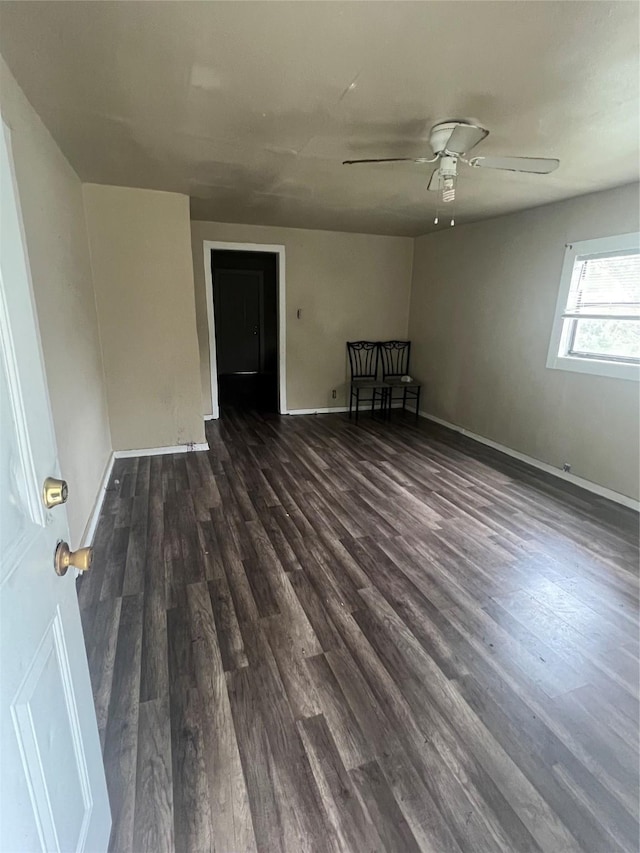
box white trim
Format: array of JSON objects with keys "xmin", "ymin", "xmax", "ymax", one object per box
[
  {"xmin": 202, "ymin": 240, "xmax": 287, "ymax": 418},
  {"xmin": 287, "ymin": 402, "xmax": 407, "ymax": 416},
  {"xmin": 203, "ymin": 413, "xmax": 216, "ymax": 421},
  {"xmin": 80, "ymin": 451, "xmax": 115, "ymax": 547},
  {"xmin": 288, "ymin": 406, "xmax": 350, "ymax": 415},
  {"xmin": 548, "ymin": 355, "xmax": 640, "ymax": 382},
  {"xmin": 546, "ymin": 232, "xmax": 640, "ymax": 382},
  {"xmin": 413, "ymin": 409, "xmax": 639, "ymax": 511},
  {"xmin": 114, "ymin": 442, "xmax": 209, "ymax": 459}
]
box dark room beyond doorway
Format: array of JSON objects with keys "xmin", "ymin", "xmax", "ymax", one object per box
[{"xmin": 211, "ymin": 250, "xmax": 278, "ymax": 413}]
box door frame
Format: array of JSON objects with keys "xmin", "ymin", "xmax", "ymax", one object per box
[{"xmin": 202, "ymin": 240, "xmax": 287, "ymax": 418}]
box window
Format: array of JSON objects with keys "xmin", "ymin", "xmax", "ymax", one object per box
[{"xmin": 547, "ymin": 232, "xmax": 640, "ymax": 381}]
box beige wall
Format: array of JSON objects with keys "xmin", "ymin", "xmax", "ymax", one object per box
[
  {"xmin": 1, "ymin": 58, "xmax": 112, "ymax": 545},
  {"xmin": 191, "ymin": 221, "xmax": 414, "ymax": 412},
  {"xmin": 409, "ymin": 183, "xmax": 640, "ymax": 500},
  {"xmin": 84, "ymin": 185, "xmax": 205, "ymax": 451}
]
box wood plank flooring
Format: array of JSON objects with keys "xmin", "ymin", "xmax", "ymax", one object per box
[{"xmin": 77, "ymin": 409, "xmax": 640, "ymax": 853}]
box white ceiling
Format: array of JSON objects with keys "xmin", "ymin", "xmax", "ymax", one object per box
[{"xmin": 1, "ymin": 1, "xmax": 638, "ymax": 236}]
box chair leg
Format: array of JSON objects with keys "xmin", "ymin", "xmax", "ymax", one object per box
[
  {"xmin": 403, "ymin": 387, "xmax": 407, "ymax": 414},
  {"xmin": 349, "ymin": 389, "xmax": 353, "ymax": 418},
  {"xmin": 355, "ymin": 388, "xmax": 360, "ymax": 422},
  {"xmin": 415, "ymin": 387, "xmax": 421, "ymax": 422}
]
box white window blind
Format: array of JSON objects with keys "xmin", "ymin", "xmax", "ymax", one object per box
[{"xmin": 563, "ymin": 252, "xmax": 640, "ymax": 321}]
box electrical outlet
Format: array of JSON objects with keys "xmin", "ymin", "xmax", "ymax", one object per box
[
  {"xmin": 332, "ymin": 389, "xmax": 337, "ymax": 399},
  {"xmin": 562, "ymin": 463, "xmax": 571, "ymax": 472}
]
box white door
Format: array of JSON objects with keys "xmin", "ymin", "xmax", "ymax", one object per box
[{"xmin": 0, "ymin": 121, "xmax": 111, "ymax": 850}]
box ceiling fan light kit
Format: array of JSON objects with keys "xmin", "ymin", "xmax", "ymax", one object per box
[{"xmin": 343, "ymin": 119, "xmax": 559, "ymax": 227}]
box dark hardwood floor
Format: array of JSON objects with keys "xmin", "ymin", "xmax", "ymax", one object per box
[{"xmin": 77, "ymin": 409, "xmax": 640, "ymax": 853}]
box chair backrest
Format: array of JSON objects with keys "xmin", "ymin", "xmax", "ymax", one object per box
[
  {"xmin": 379, "ymin": 340, "xmax": 411, "ymax": 379},
  {"xmin": 347, "ymin": 341, "xmax": 379, "ymax": 379}
]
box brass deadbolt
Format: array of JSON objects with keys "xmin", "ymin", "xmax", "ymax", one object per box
[
  {"xmin": 43, "ymin": 477, "xmax": 68, "ymax": 509},
  {"xmin": 54, "ymin": 542, "xmax": 92, "ymax": 576}
]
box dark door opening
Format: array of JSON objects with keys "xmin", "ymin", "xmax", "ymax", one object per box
[{"xmin": 211, "ymin": 250, "xmax": 278, "ymax": 413}]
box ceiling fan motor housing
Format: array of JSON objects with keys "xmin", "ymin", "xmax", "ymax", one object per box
[{"xmin": 429, "ymin": 121, "xmax": 464, "ymax": 154}]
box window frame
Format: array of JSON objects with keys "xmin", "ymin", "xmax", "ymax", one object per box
[{"xmin": 546, "ymin": 232, "xmax": 640, "ymax": 382}]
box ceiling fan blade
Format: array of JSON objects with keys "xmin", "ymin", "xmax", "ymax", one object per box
[
  {"xmin": 427, "ymin": 169, "xmax": 440, "ymax": 191},
  {"xmin": 469, "ymin": 155, "xmax": 560, "ymax": 174},
  {"xmin": 445, "ymin": 123, "xmax": 489, "ymax": 155},
  {"xmin": 342, "ymin": 157, "xmax": 434, "ymax": 165}
]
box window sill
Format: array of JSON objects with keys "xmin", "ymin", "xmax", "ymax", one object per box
[{"xmin": 547, "ymin": 354, "xmax": 640, "ymax": 382}]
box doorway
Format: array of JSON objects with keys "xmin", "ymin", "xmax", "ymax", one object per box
[
  {"xmin": 212, "ymin": 250, "xmax": 278, "ymax": 412},
  {"xmin": 204, "ymin": 242, "xmax": 287, "ymax": 418}
]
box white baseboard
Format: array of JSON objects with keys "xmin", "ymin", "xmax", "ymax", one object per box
[
  {"xmin": 114, "ymin": 442, "xmax": 209, "ymax": 459},
  {"xmin": 203, "ymin": 413, "xmax": 216, "ymax": 421},
  {"xmin": 413, "ymin": 409, "xmax": 638, "ymax": 511},
  {"xmin": 288, "ymin": 402, "xmax": 407, "ymax": 416},
  {"xmin": 288, "ymin": 406, "xmax": 350, "ymax": 415},
  {"xmin": 80, "ymin": 451, "xmax": 115, "ymax": 548}
]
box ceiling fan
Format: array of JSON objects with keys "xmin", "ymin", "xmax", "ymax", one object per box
[{"xmin": 343, "ymin": 120, "xmax": 559, "ymax": 212}]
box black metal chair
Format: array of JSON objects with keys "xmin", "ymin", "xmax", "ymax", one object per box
[
  {"xmin": 379, "ymin": 340, "xmax": 421, "ymax": 421},
  {"xmin": 347, "ymin": 341, "xmax": 390, "ymax": 421}
]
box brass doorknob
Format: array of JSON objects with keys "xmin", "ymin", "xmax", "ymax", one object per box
[
  {"xmin": 54, "ymin": 542, "xmax": 92, "ymax": 576},
  {"xmin": 43, "ymin": 477, "xmax": 68, "ymax": 508}
]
